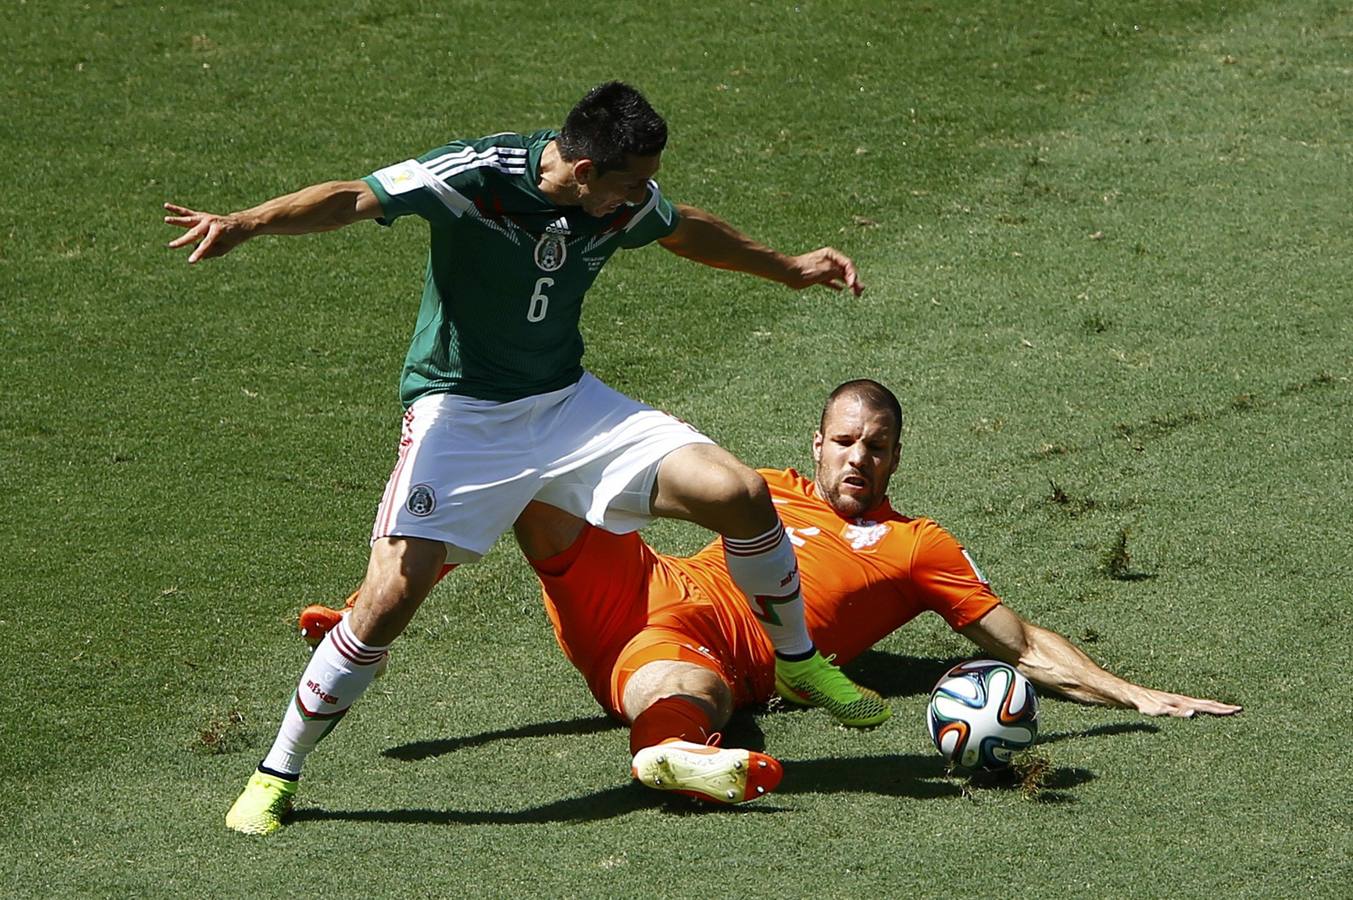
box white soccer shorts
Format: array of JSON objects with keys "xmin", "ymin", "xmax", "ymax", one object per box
[{"xmin": 370, "ymin": 372, "xmax": 714, "ymax": 562}]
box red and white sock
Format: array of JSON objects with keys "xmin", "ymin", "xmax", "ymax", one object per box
[
  {"xmin": 260, "ymin": 617, "xmax": 390, "ymax": 776},
  {"xmin": 722, "ymin": 522, "xmax": 814, "ymax": 659}
]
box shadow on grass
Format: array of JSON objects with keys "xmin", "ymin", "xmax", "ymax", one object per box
[
  {"xmin": 286, "ymin": 753, "xmax": 958, "ymax": 827},
  {"xmin": 289, "ymin": 783, "xmax": 673, "ymax": 826},
  {"xmin": 839, "ymin": 650, "xmax": 966, "ymax": 698},
  {"xmin": 336, "ymin": 681, "xmax": 1148, "ymax": 826},
  {"xmin": 1038, "ymin": 721, "xmax": 1159, "ymax": 744},
  {"xmin": 385, "ymin": 708, "xmax": 773, "ymax": 761},
  {"xmin": 776, "ymin": 753, "xmax": 1096, "ymax": 805},
  {"xmin": 383, "ymin": 715, "xmax": 620, "ymax": 761},
  {"xmin": 291, "ymin": 745, "xmax": 1103, "ymax": 827}
]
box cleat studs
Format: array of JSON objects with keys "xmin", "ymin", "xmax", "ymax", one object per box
[
  {"xmin": 656, "ymin": 755, "xmax": 666, "ymax": 763},
  {"xmin": 734, "ymin": 761, "xmax": 743, "ymax": 770},
  {"xmin": 726, "ymin": 790, "xmax": 736, "ymax": 800},
  {"xmin": 654, "ymin": 777, "xmax": 662, "ymax": 785},
  {"xmin": 758, "ymin": 760, "xmax": 767, "ymax": 768},
  {"xmin": 756, "ymin": 786, "xmax": 765, "ymax": 794}
]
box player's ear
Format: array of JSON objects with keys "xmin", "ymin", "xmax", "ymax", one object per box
[
  {"xmin": 573, "ymin": 158, "xmax": 596, "ymax": 185},
  {"xmin": 811, "ymin": 430, "xmax": 824, "ymax": 465}
]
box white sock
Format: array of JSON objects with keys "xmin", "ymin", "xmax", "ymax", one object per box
[
  {"xmin": 722, "ymin": 523, "xmax": 814, "ymax": 658},
  {"xmin": 260, "ymin": 617, "xmax": 390, "ymax": 776}
]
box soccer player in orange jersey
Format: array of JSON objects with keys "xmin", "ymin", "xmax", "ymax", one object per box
[{"xmin": 302, "ymin": 379, "xmax": 1240, "ymax": 805}]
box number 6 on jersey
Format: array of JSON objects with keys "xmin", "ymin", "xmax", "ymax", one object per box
[{"xmin": 528, "ymin": 277, "xmax": 553, "ymax": 322}]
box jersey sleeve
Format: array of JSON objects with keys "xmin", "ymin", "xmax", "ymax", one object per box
[
  {"xmin": 617, "ymin": 180, "xmax": 681, "ymax": 248},
  {"xmin": 361, "ymin": 142, "xmax": 481, "ymax": 228},
  {"xmin": 910, "ymin": 520, "xmax": 1002, "ymax": 630}
]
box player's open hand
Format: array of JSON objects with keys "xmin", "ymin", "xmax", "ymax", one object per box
[
  {"xmin": 1134, "ymin": 687, "xmax": 1242, "ymax": 718},
  {"xmin": 786, "ymin": 247, "xmax": 863, "ymax": 296},
  {"xmin": 163, "ymin": 202, "xmax": 249, "ymax": 263}
]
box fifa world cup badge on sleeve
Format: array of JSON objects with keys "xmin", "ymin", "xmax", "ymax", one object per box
[{"xmin": 373, "ymin": 160, "xmax": 424, "ymax": 196}]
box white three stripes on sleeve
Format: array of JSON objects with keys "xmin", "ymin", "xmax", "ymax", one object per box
[
  {"xmin": 371, "ymin": 145, "xmax": 526, "ymax": 220},
  {"xmin": 426, "ymin": 146, "xmax": 528, "ymax": 179}
]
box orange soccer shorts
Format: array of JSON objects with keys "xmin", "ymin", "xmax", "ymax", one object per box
[{"xmin": 535, "ymin": 527, "xmax": 767, "ymax": 721}]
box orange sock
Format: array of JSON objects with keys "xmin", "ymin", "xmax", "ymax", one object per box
[{"xmin": 629, "ymin": 696, "xmax": 713, "ymax": 757}]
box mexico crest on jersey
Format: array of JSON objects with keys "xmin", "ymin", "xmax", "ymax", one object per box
[{"xmin": 534, "ymin": 219, "xmax": 570, "ymax": 272}]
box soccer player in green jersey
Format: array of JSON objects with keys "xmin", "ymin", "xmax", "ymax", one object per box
[{"xmin": 166, "ymin": 82, "xmax": 881, "ymax": 835}]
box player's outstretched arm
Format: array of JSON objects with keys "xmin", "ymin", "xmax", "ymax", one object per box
[
  {"xmin": 164, "ymin": 180, "xmax": 383, "ymax": 263},
  {"xmin": 959, "ymin": 605, "xmax": 1241, "ymax": 717},
  {"xmin": 658, "ymin": 204, "xmax": 863, "ymax": 295}
]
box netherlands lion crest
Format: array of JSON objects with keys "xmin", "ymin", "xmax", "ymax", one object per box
[
  {"xmin": 843, "ymin": 520, "xmax": 890, "ymax": 551},
  {"xmin": 534, "ymin": 221, "xmax": 569, "ymax": 272},
  {"xmin": 406, "ymin": 483, "xmax": 437, "ymax": 517}
]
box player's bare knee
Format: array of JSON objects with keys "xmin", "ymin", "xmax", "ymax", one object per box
[
  {"xmin": 708, "ymin": 465, "xmax": 774, "ymax": 534},
  {"xmin": 653, "ymin": 444, "xmax": 776, "ymax": 533},
  {"xmin": 624, "ymin": 660, "xmax": 732, "ymax": 724},
  {"xmin": 688, "ymin": 458, "xmax": 768, "ymax": 511},
  {"xmin": 713, "ymin": 462, "xmax": 768, "ymax": 507},
  {"xmin": 743, "ymin": 468, "xmax": 772, "ymax": 511}
]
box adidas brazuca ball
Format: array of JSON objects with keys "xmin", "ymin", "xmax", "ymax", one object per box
[{"xmin": 927, "ymin": 659, "xmax": 1039, "ymax": 769}]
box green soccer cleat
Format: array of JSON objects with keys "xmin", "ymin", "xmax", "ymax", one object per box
[
  {"xmin": 631, "ymin": 737, "xmax": 783, "ymax": 805},
  {"xmin": 225, "ymin": 770, "xmax": 299, "ymax": 836},
  {"xmin": 775, "ymin": 651, "xmax": 892, "ymax": 728}
]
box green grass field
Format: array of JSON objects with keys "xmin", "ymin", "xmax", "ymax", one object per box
[{"xmin": 3, "ymin": 0, "xmax": 1350, "ymax": 896}]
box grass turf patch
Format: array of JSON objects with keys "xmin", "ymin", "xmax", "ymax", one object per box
[{"xmin": 2, "ymin": 1, "xmax": 1349, "ymax": 896}]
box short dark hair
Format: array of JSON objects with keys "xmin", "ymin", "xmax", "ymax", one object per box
[
  {"xmin": 820, "ymin": 379, "xmax": 905, "ymax": 442},
  {"xmin": 558, "ymin": 81, "xmax": 667, "ymax": 175}
]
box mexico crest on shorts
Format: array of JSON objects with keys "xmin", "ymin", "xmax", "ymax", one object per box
[
  {"xmin": 534, "ymin": 219, "xmax": 570, "ymax": 272},
  {"xmin": 406, "ymin": 483, "xmax": 437, "ymax": 517}
]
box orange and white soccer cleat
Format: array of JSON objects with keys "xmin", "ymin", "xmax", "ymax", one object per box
[
  {"xmin": 298, "ymin": 604, "xmax": 347, "ymax": 650},
  {"xmin": 631, "ymin": 736, "xmax": 783, "ymax": 805}
]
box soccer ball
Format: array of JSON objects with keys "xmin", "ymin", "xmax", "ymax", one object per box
[{"xmin": 926, "ymin": 659, "xmax": 1039, "ymax": 769}]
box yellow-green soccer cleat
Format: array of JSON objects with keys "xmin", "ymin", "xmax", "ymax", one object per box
[
  {"xmin": 631, "ymin": 737, "xmax": 784, "ymax": 804},
  {"xmin": 775, "ymin": 651, "xmax": 892, "ymax": 728},
  {"xmin": 225, "ymin": 770, "xmax": 298, "ymax": 836}
]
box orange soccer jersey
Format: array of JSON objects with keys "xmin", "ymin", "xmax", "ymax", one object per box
[{"xmin": 535, "ymin": 468, "xmax": 1001, "ymax": 719}]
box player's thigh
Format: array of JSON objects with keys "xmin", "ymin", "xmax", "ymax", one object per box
[
  {"xmin": 533, "ymin": 373, "xmax": 714, "ymax": 533},
  {"xmin": 513, "ymin": 501, "xmax": 587, "ymax": 562}
]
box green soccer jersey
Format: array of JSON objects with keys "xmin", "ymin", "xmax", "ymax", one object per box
[{"xmin": 362, "ymin": 129, "xmax": 681, "ymax": 405}]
